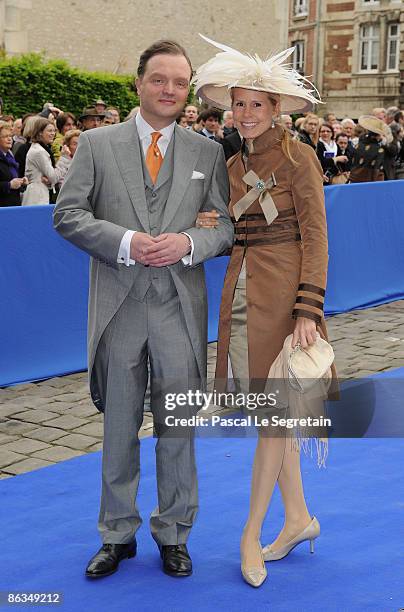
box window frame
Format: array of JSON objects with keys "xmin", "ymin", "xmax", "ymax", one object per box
[
  {"xmin": 386, "ymin": 23, "xmax": 400, "ymax": 72},
  {"xmin": 359, "ymin": 23, "xmax": 380, "ymax": 73},
  {"xmin": 292, "ymin": 40, "xmax": 305, "ymax": 74},
  {"xmin": 293, "ymin": 0, "xmax": 308, "ymax": 17}
]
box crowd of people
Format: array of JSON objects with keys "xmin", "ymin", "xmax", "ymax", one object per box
[{"xmin": 0, "ymin": 94, "xmax": 404, "ymax": 207}]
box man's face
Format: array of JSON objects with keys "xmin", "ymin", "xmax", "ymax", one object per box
[
  {"xmin": 224, "ymin": 111, "xmax": 233, "ymax": 128},
  {"xmin": 13, "ymin": 119, "xmax": 22, "ymax": 136},
  {"xmin": 332, "ymin": 122, "xmax": 342, "ymax": 136},
  {"xmin": 95, "ymin": 104, "xmax": 106, "ymax": 114},
  {"xmin": 342, "ymin": 123, "xmax": 353, "ymax": 137},
  {"xmin": 204, "ymin": 116, "xmax": 219, "ymax": 134},
  {"xmin": 185, "ymin": 105, "xmax": 198, "ymax": 124},
  {"xmin": 108, "ymin": 109, "xmax": 120, "ymax": 123},
  {"xmin": 135, "ymin": 54, "xmax": 191, "ymax": 128},
  {"xmin": 336, "ymin": 136, "xmax": 348, "ymax": 150},
  {"xmin": 82, "ymin": 116, "xmax": 102, "ymax": 130}
]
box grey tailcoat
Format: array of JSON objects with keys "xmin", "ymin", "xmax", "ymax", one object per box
[{"xmin": 53, "ymin": 119, "xmax": 233, "ymax": 410}]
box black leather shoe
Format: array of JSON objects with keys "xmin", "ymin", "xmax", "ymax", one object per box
[
  {"xmin": 159, "ymin": 544, "xmax": 192, "ymax": 577},
  {"xmin": 85, "ymin": 541, "xmax": 137, "ymax": 578}
]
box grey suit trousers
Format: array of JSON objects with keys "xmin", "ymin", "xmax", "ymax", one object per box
[{"xmin": 94, "ymin": 282, "xmax": 199, "ymax": 545}]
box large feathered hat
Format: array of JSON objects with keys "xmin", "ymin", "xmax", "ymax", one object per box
[{"xmin": 192, "ymin": 35, "xmax": 322, "ymax": 114}]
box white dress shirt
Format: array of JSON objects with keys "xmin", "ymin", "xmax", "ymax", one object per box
[{"xmin": 117, "ymin": 111, "xmax": 194, "ymax": 266}]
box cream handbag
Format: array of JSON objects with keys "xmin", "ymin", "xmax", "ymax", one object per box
[{"xmin": 286, "ymin": 333, "xmax": 334, "ymax": 393}]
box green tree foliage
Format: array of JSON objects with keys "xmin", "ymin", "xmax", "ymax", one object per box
[{"xmin": 0, "ymin": 54, "xmax": 139, "ymax": 118}]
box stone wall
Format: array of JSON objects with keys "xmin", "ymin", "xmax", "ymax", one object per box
[{"xmin": 1, "ymin": 0, "xmax": 289, "ymax": 74}]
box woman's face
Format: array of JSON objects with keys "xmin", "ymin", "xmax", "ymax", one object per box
[
  {"xmin": 40, "ymin": 124, "xmax": 56, "ymax": 145},
  {"xmin": 0, "ymin": 128, "xmax": 13, "ymax": 152},
  {"xmin": 231, "ymin": 88, "xmax": 279, "ymax": 140},
  {"xmin": 62, "ymin": 116, "xmax": 76, "ymax": 135},
  {"xmin": 68, "ymin": 136, "xmax": 79, "ymax": 157},
  {"xmin": 319, "ymin": 125, "xmax": 333, "ymax": 143},
  {"xmin": 304, "ymin": 117, "xmax": 319, "ymax": 135}
]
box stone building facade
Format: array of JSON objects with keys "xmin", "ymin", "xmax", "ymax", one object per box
[
  {"xmin": 0, "ymin": 0, "xmax": 289, "ymax": 74},
  {"xmin": 288, "ymin": 0, "xmax": 404, "ymax": 118}
]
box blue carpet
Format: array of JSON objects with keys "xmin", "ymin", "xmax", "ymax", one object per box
[{"xmin": 1, "ymin": 434, "xmax": 403, "ymax": 612}]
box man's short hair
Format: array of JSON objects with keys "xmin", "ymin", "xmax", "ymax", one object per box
[
  {"xmin": 137, "ymin": 40, "xmax": 193, "ymax": 79},
  {"xmin": 341, "ymin": 118, "xmax": 355, "ymax": 126},
  {"xmin": 198, "ymin": 108, "xmax": 222, "ymax": 123},
  {"xmin": 335, "ymin": 132, "xmax": 349, "ymax": 143},
  {"xmin": 394, "ymin": 110, "xmax": 403, "ymax": 123}
]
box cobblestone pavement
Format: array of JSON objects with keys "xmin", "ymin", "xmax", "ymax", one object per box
[{"xmin": 1, "ymin": 301, "xmax": 403, "ymax": 479}]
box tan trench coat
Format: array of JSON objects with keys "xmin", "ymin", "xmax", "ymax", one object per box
[{"xmin": 215, "ymin": 125, "xmax": 336, "ymax": 390}]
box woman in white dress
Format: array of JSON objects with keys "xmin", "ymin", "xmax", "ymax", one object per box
[{"xmin": 22, "ymin": 118, "xmax": 71, "ymax": 206}]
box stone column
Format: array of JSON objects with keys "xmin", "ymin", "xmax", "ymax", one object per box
[{"xmin": 3, "ymin": 0, "xmax": 32, "ymax": 55}]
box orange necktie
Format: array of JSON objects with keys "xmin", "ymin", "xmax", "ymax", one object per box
[{"xmin": 146, "ymin": 132, "xmax": 163, "ymax": 184}]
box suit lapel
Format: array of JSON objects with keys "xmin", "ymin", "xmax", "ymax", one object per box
[
  {"xmin": 110, "ymin": 119, "xmax": 150, "ymax": 232},
  {"xmin": 161, "ymin": 125, "xmax": 200, "ymax": 232}
]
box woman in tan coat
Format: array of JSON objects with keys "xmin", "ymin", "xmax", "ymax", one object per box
[{"xmin": 193, "ymin": 37, "xmax": 335, "ymax": 588}]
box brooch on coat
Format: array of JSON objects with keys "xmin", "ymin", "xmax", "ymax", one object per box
[{"xmin": 233, "ymin": 170, "xmax": 278, "ymax": 225}]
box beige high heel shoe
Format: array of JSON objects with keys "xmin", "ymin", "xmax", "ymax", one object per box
[
  {"xmin": 241, "ymin": 541, "xmax": 267, "ymax": 588},
  {"xmin": 262, "ymin": 516, "xmax": 320, "ymax": 562}
]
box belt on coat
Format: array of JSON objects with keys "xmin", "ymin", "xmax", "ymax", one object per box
[{"xmin": 233, "ymin": 211, "xmax": 301, "ymax": 247}]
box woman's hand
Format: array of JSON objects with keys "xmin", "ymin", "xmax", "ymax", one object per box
[
  {"xmin": 61, "ymin": 144, "xmax": 72, "ymax": 158},
  {"xmin": 334, "ymin": 155, "xmax": 348, "ymax": 164},
  {"xmin": 10, "ymin": 177, "xmax": 26, "ymax": 190},
  {"xmin": 292, "ymin": 317, "xmax": 317, "ymax": 349},
  {"xmin": 196, "ymin": 210, "xmax": 220, "ymax": 228}
]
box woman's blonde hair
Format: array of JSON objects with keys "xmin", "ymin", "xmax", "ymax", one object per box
[
  {"xmin": 22, "ymin": 115, "xmax": 39, "ymax": 140},
  {"xmin": 279, "ymin": 123, "xmax": 299, "ymax": 166},
  {"xmin": 63, "ymin": 129, "xmax": 81, "ymax": 146},
  {"xmin": 302, "ymin": 112, "xmax": 320, "ymax": 145}
]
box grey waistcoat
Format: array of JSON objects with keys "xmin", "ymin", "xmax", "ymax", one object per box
[{"xmin": 128, "ymin": 133, "xmax": 178, "ymax": 303}]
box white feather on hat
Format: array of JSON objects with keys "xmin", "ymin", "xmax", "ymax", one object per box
[{"xmin": 192, "ymin": 34, "xmax": 323, "ymax": 114}]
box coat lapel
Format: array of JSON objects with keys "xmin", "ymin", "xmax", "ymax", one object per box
[
  {"xmin": 110, "ymin": 119, "xmax": 150, "ymax": 232},
  {"xmin": 160, "ymin": 125, "xmax": 200, "ymax": 233}
]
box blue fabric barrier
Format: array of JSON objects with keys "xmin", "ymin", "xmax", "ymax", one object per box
[
  {"xmin": 0, "ymin": 206, "xmax": 89, "ymax": 386},
  {"xmin": 324, "ymin": 180, "xmax": 404, "ymax": 314},
  {"xmin": 1, "ymin": 179, "xmax": 404, "ymax": 386}
]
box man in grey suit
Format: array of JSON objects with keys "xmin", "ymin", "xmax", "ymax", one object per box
[{"xmin": 53, "ymin": 40, "xmax": 233, "ymax": 579}]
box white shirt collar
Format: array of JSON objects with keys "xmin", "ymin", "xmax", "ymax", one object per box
[
  {"xmin": 201, "ymin": 127, "xmax": 215, "ymax": 138},
  {"xmin": 135, "ymin": 111, "xmax": 175, "ymax": 156}
]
